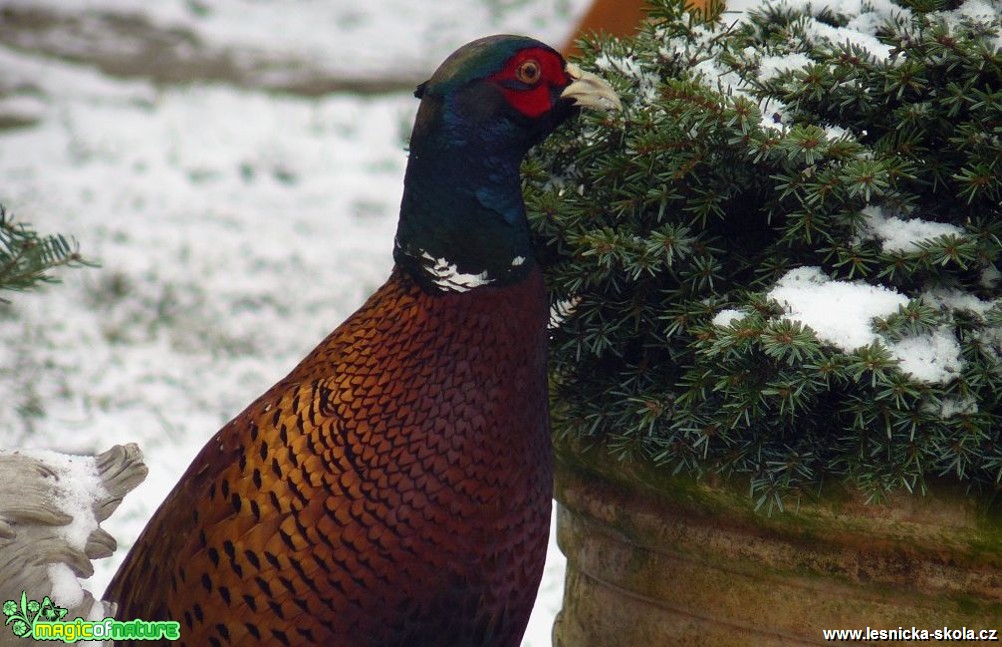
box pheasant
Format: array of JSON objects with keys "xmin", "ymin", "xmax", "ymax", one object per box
[{"xmin": 104, "ymin": 35, "xmax": 619, "ymax": 646}]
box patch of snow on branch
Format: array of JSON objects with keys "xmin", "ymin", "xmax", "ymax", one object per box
[
  {"xmin": 687, "ymin": 56, "xmax": 791, "ymax": 131},
  {"xmin": 797, "ymin": 17, "xmax": 895, "ymax": 60},
  {"xmin": 769, "ymin": 266, "xmax": 907, "ymax": 348},
  {"xmin": 758, "ymin": 53, "xmax": 813, "ymax": 81},
  {"xmin": 889, "ymin": 331, "xmax": 963, "ymax": 383},
  {"xmin": 982, "ymin": 265, "xmax": 1001, "ymax": 290},
  {"xmin": 824, "ymin": 124, "xmax": 850, "ymax": 141},
  {"xmin": 767, "ymin": 267, "xmax": 963, "ymax": 383},
  {"xmin": 767, "ymin": 0, "xmax": 912, "ymax": 61},
  {"xmin": 712, "ymin": 308, "xmax": 747, "ymax": 326},
  {"xmin": 942, "ymin": 0, "xmax": 1002, "ymax": 30},
  {"xmin": 923, "ymin": 288, "xmax": 996, "ymax": 317},
  {"xmin": 593, "ymin": 53, "xmax": 660, "ymax": 104},
  {"xmin": 861, "ymin": 205, "xmax": 965, "ymax": 253},
  {"xmin": 936, "ymin": 396, "xmax": 979, "ymax": 418}
]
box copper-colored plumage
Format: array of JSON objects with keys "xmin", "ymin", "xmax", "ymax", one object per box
[
  {"xmin": 106, "ymin": 267, "xmax": 551, "ymax": 646},
  {"xmin": 103, "ymin": 34, "xmax": 621, "ymax": 646},
  {"xmin": 562, "ymin": 0, "xmax": 717, "ymax": 58}
]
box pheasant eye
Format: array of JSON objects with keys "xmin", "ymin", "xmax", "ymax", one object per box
[{"xmin": 515, "ymin": 60, "xmax": 541, "ymax": 85}]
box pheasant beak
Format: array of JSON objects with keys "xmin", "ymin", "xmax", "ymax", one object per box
[{"xmin": 560, "ymin": 63, "xmax": 622, "ymax": 112}]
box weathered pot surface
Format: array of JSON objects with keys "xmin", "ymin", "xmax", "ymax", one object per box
[{"xmin": 553, "ymin": 438, "xmax": 1002, "ymax": 646}]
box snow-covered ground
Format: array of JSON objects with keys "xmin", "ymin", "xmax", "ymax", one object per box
[{"xmin": 0, "ymin": 1, "xmax": 592, "ymax": 643}]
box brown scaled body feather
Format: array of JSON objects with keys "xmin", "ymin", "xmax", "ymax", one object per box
[{"xmin": 106, "ymin": 267, "xmax": 551, "ymax": 647}]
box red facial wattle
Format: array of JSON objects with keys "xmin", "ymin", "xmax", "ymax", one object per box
[{"xmin": 488, "ymin": 47, "xmax": 569, "ymax": 119}]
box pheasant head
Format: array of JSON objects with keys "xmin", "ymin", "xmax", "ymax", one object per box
[{"xmin": 395, "ymin": 35, "xmax": 620, "ymax": 293}]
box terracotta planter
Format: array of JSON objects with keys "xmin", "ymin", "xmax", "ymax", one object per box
[{"xmin": 552, "ymin": 440, "xmax": 1002, "ymax": 646}]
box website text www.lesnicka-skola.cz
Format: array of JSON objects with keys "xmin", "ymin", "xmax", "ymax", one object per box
[{"xmin": 823, "ymin": 627, "xmax": 999, "ymax": 642}]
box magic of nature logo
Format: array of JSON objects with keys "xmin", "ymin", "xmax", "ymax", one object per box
[{"xmin": 3, "ymin": 592, "xmax": 180, "ymax": 643}]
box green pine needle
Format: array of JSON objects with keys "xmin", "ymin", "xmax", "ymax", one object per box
[{"xmin": 0, "ymin": 205, "xmax": 94, "ymax": 302}]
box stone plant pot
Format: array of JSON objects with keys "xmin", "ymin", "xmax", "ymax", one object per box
[{"xmin": 552, "ymin": 439, "xmax": 1002, "ymax": 646}]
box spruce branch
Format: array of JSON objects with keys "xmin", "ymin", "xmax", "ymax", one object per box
[{"xmin": 0, "ymin": 205, "xmax": 94, "ymax": 302}]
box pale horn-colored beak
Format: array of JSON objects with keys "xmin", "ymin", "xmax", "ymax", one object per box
[{"xmin": 560, "ymin": 63, "xmax": 622, "ymax": 112}]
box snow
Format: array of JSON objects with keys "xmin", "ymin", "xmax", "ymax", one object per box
[
  {"xmin": 691, "ymin": 56, "xmax": 750, "ymax": 96},
  {"xmin": 935, "ymin": 396, "xmax": 979, "ymax": 418},
  {"xmin": 683, "ymin": 48, "xmax": 795, "ymax": 131},
  {"xmin": 47, "ymin": 564, "xmax": 87, "ymax": 611},
  {"xmin": 765, "ymin": 267, "xmax": 964, "ymax": 383},
  {"xmin": 4, "ymin": 0, "xmax": 587, "ymax": 83},
  {"xmin": 594, "ymin": 52, "xmax": 660, "ymax": 103},
  {"xmin": 769, "ymin": 266, "xmax": 907, "ymax": 348},
  {"xmin": 0, "ymin": 1, "xmax": 593, "ymax": 644},
  {"xmin": 661, "ymin": 15, "xmax": 797, "ymax": 130},
  {"xmin": 758, "ymin": 52, "xmax": 814, "ymax": 81},
  {"xmin": 20, "ymin": 450, "xmax": 104, "ymax": 557},
  {"xmin": 861, "ymin": 205, "xmax": 966, "ymax": 253},
  {"xmin": 943, "ymin": 0, "xmax": 1002, "ymax": 40},
  {"xmin": 797, "ymin": 15, "xmax": 896, "ymax": 60},
  {"xmin": 888, "ymin": 330, "xmax": 964, "ymax": 383},
  {"xmin": 983, "ymin": 265, "xmax": 1001, "ymax": 290},
  {"xmin": 763, "ymin": 0, "xmax": 911, "ymax": 60},
  {"xmin": 712, "ymin": 308, "xmax": 747, "ymax": 327},
  {"xmin": 923, "ymin": 288, "xmax": 996, "ymax": 317},
  {"xmin": 17, "ymin": 449, "xmax": 105, "ymax": 610}
]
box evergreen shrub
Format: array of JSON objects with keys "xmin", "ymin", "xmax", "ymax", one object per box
[{"xmin": 525, "ymin": 0, "xmax": 1001, "ymax": 507}]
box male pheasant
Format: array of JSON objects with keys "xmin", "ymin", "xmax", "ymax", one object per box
[{"xmin": 105, "ymin": 35, "xmax": 619, "ymax": 646}]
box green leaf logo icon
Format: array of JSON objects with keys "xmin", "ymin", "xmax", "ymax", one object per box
[
  {"xmin": 3, "ymin": 592, "xmax": 34, "ymax": 639},
  {"xmin": 2, "ymin": 592, "xmax": 66, "ymax": 639}
]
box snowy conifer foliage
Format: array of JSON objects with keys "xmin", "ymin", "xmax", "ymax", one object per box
[{"xmin": 526, "ymin": 0, "xmax": 1001, "ymax": 507}]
